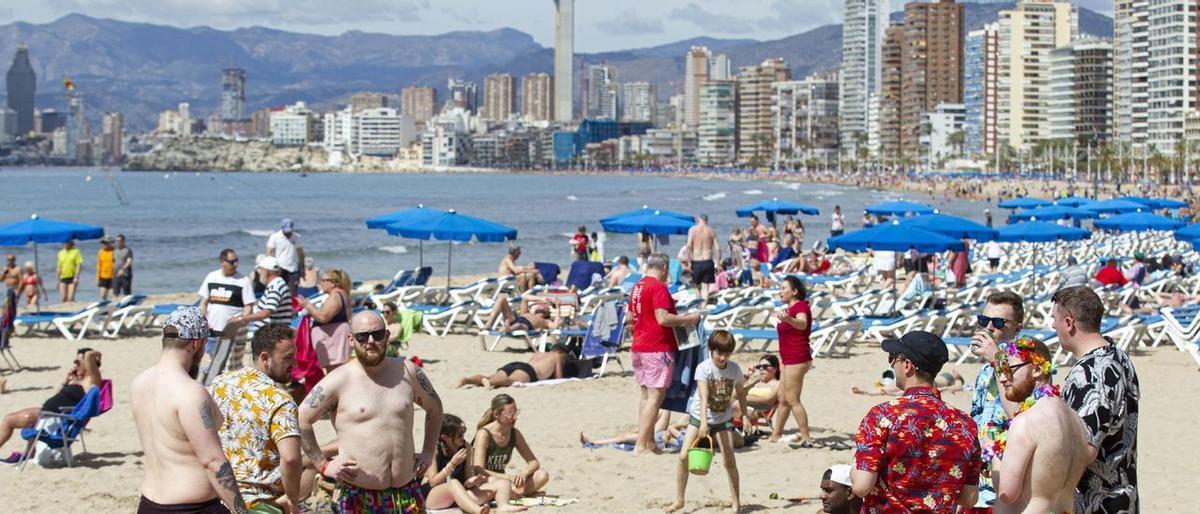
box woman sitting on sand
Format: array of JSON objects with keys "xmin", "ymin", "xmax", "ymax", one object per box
[
  {"xmin": 424, "ymin": 414, "xmax": 526, "ymax": 514},
  {"xmin": 743, "ymin": 354, "xmax": 781, "ymax": 425},
  {"xmin": 297, "ymin": 268, "xmax": 352, "ymax": 373},
  {"xmin": 473, "ymin": 394, "xmax": 551, "ymax": 497}
]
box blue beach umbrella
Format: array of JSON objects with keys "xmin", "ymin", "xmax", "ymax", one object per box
[
  {"xmin": 1151, "ymin": 198, "xmax": 1188, "ymax": 209},
  {"xmin": 601, "ymin": 210, "xmax": 695, "ymax": 235},
  {"xmin": 0, "ymin": 215, "xmax": 106, "ymax": 301},
  {"xmin": 1173, "ymin": 223, "xmax": 1200, "ymax": 243},
  {"xmin": 995, "ymin": 221, "xmax": 1091, "ymax": 243},
  {"xmin": 1081, "ymin": 199, "xmax": 1150, "ymax": 214},
  {"xmin": 600, "ymin": 206, "xmax": 694, "ymax": 225},
  {"xmin": 1053, "ymin": 196, "xmax": 1091, "ymax": 207},
  {"xmin": 365, "ymin": 205, "xmax": 445, "ymax": 267},
  {"xmin": 827, "ymin": 221, "xmax": 961, "ymax": 253},
  {"xmin": 997, "ymin": 197, "xmax": 1052, "ymax": 210},
  {"xmin": 900, "ymin": 213, "xmax": 998, "ymax": 241},
  {"xmin": 385, "ymin": 209, "xmax": 517, "ymax": 289},
  {"xmin": 864, "ymin": 200, "xmax": 934, "ymax": 217},
  {"xmin": 1008, "ymin": 205, "xmax": 1100, "ymax": 223},
  {"xmin": 1093, "ymin": 212, "xmax": 1185, "ymax": 232},
  {"xmin": 735, "ymin": 198, "xmax": 820, "ymax": 223}
]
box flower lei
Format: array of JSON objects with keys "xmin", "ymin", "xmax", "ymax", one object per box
[{"xmin": 981, "ymin": 336, "xmax": 1059, "ymax": 464}]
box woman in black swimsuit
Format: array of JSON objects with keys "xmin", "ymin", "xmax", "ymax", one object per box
[
  {"xmin": 0, "ymin": 348, "xmax": 102, "ymax": 458},
  {"xmin": 422, "ymin": 414, "xmax": 525, "ymax": 513},
  {"xmin": 481, "ymin": 294, "xmax": 560, "ymax": 333}
]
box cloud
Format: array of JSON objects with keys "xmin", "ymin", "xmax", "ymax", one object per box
[
  {"xmin": 595, "ymin": 10, "xmax": 665, "ymax": 35},
  {"xmin": 755, "ymin": 0, "xmax": 840, "ymax": 32},
  {"xmin": 42, "ymin": 0, "xmax": 428, "ymax": 27},
  {"xmin": 669, "ymin": 3, "xmax": 757, "ymax": 34}
]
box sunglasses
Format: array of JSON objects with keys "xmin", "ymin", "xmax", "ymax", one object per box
[
  {"xmin": 223, "ymin": 258, "xmax": 239, "ymax": 265},
  {"xmin": 976, "ymin": 315, "xmax": 1009, "ymax": 330},
  {"xmin": 994, "ymin": 350, "xmax": 1031, "ymax": 380},
  {"xmin": 754, "ymin": 364, "xmax": 774, "ymax": 370},
  {"xmin": 352, "ymin": 329, "xmax": 387, "ymax": 344},
  {"xmin": 888, "ymin": 352, "xmax": 908, "ymax": 365}
]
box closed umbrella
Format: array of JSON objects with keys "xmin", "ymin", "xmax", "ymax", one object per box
[
  {"xmin": 385, "ymin": 209, "xmax": 517, "ymax": 290},
  {"xmin": 0, "ymin": 214, "xmax": 106, "ymax": 302},
  {"xmin": 365, "ymin": 205, "xmax": 444, "ymax": 268},
  {"xmin": 997, "ymin": 197, "xmax": 1052, "ymax": 210},
  {"xmin": 1093, "ymin": 212, "xmax": 1185, "ymax": 232},
  {"xmin": 1081, "ymin": 199, "xmax": 1149, "ymax": 214},
  {"xmin": 864, "ymin": 200, "xmax": 934, "ymax": 217},
  {"xmin": 900, "ymin": 213, "xmax": 998, "ymax": 241},
  {"xmin": 1007, "ymin": 205, "xmax": 1100, "ymax": 223},
  {"xmin": 735, "ymin": 198, "xmax": 819, "ymax": 224}
]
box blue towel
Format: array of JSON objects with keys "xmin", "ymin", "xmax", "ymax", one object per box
[
  {"xmin": 662, "ymin": 326, "xmax": 709, "ymax": 414},
  {"xmin": 534, "ymin": 262, "xmax": 561, "ymax": 285}
]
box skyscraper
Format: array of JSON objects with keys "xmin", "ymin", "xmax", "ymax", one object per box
[
  {"xmin": 401, "ymin": 86, "xmax": 438, "ymax": 123},
  {"xmin": 1144, "ymin": 0, "xmax": 1198, "ymax": 152},
  {"xmin": 684, "ymin": 47, "xmax": 712, "ymax": 127},
  {"xmin": 350, "ymin": 92, "xmax": 388, "ymax": 111},
  {"xmin": 1112, "ymin": 0, "xmax": 1149, "ymax": 147},
  {"xmin": 483, "ymin": 74, "xmax": 516, "ymax": 120},
  {"xmin": 697, "ymin": 80, "xmax": 736, "ymax": 166},
  {"xmin": 100, "ymin": 112, "xmax": 124, "ymax": 164},
  {"xmin": 736, "ymin": 58, "xmax": 790, "ymax": 164},
  {"xmin": 582, "ymin": 64, "xmax": 617, "ymax": 120},
  {"xmin": 554, "ymin": 0, "xmax": 575, "ymax": 122},
  {"xmin": 219, "ymin": 68, "xmax": 247, "ymax": 121},
  {"xmin": 839, "ymin": 0, "xmax": 888, "ymax": 153},
  {"xmin": 1047, "ymin": 38, "xmax": 1113, "ymax": 142},
  {"xmin": 772, "ymin": 73, "xmax": 840, "ymax": 166},
  {"xmin": 879, "ymin": 26, "xmax": 904, "ymax": 158},
  {"xmin": 522, "ymin": 73, "xmax": 554, "ymax": 121},
  {"xmin": 6, "ymin": 42, "xmax": 36, "ymax": 135},
  {"xmin": 997, "ymin": 0, "xmax": 1077, "ymax": 150},
  {"xmin": 882, "ymin": 0, "xmax": 964, "ymax": 159},
  {"xmin": 622, "ymin": 82, "xmax": 657, "ymax": 122},
  {"xmin": 447, "ymin": 79, "xmax": 479, "ymax": 113}
]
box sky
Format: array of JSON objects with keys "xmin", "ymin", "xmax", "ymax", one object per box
[{"xmin": 3, "ymin": 1, "xmax": 1112, "ymax": 52}]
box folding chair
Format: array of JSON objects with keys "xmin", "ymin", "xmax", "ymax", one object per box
[{"xmin": 17, "ymin": 380, "xmax": 112, "ymax": 470}]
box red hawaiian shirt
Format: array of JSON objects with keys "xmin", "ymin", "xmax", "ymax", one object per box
[{"xmin": 855, "ymin": 386, "xmax": 982, "ymax": 513}]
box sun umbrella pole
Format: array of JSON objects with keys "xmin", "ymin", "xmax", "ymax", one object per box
[
  {"xmin": 33, "ymin": 243, "xmax": 41, "ymax": 302},
  {"xmin": 419, "ymin": 240, "xmax": 424, "ymax": 269},
  {"xmin": 446, "ymin": 241, "xmax": 453, "ymax": 293}
]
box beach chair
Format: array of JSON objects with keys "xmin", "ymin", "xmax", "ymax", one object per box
[
  {"xmin": 478, "ymin": 326, "xmax": 548, "ymax": 352},
  {"xmin": 413, "ymin": 301, "xmax": 479, "ymax": 337},
  {"xmin": 811, "ymin": 317, "xmax": 861, "ymax": 357},
  {"xmin": 102, "ymin": 294, "xmax": 152, "ymax": 338},
  {"xmin": 576, "ymin": 300, "xmax": 627, "ymax": 377},
  {"xmin": 1156, "ymin": 306, "xmax": 1200, "ymax": 355},
  {"xmin": 17, "ymin": 380, "xmax": 112, "ymax": 470},
  {"xmin": 0, "ymin": 323, "xmax": 20, "ymax": 372},
  {"xmin": 13, "ymin": 301, "xmax": 109, "ymax": 339},
  {"xmin": 145, "ymin": 299, "xmax": 201, "ymax": 327},
  {"xmin": 51, "ymin": 301, "xmax": 113, "ymax": 340},
  {"xmin": 730, "ymin": 328, "xmax": 778, "ymax": 353}
]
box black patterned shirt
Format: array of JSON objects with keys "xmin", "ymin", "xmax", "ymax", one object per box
[{"xmin": 1063, "ymin": 343, "xmax": 1139, "ymax": 514}]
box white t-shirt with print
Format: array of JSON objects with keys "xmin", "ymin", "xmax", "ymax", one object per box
[
  {"xmin": 266, "ymin": 231, "xmax": 302, "ymax": 272},
  {"xmin": 687, "ymin": 359, "xmax": 744, "ymax": 424}
]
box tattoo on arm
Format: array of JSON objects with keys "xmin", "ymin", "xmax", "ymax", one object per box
[
  {"xmin": 216, "ymin": 461, "xmax": 250, "ymax": 514},
  {"xmin": 299, "ymin": 427, "xmax": 326, "ymax": 466},
  {"xmin": 305, "ymin": 385, "xmax": 326, "ymax": 410},
  {"xmin": 200, "ymin": 399, "xmax": 216, "ymax": 430},
  {"xmin": 414, "ymin": 367, "xmax": 440, "ymax": 402}
]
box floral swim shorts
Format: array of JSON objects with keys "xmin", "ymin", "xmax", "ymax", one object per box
[{"xmin": 333, "ymin": 478, "xmax": 425, "ymax": 514}]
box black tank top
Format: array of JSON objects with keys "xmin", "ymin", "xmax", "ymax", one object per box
[
  {"xmin": 42, "ymin": 383, "xmax": 86, "ymax": 412},
  {"xmin": 316, "ymin": 291, "xmax": 349, "ymax": 326}
]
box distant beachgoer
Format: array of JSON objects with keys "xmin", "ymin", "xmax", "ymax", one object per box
[
  {"xmin": 472, "ymin": 394, "xmax": 551, "ymax": 496},
  {"xmin": 589, "ymin": 232, "xmax": 602, "ymax": 262},
  {"xmin": 19, "ymin": 261, "xmax": 43, "ymax": 309},
  {"xmin": 1052, "ymin": 286, "xmax": 1140, "ymax": 513},
  {"xmin": 949, "ymin": 237, "xmax": 971, "ymax": 287},
  {"xmin": 56, "ymin": 239, "xmax": 83, "ymax": 303},
  {"xmin": 1, "ymin": 254, "xmax": 19, "ymax": 290},
  {"xmin": 770, "ymin": 276, "xmax": 813, "ymax": 446},
  {"xmin": 1059, "ymin": 256, "xmax": 1090, "ymax": 289},
  {"xmin": 208, "ymin": 324, "xmax": 302, "ymax": 512},
  {"xmin": 298, "ymin": 268, "xmax": 353, "ymax": 372},
  {"xmin": 984, "ymin": 209, "xmax": 993, "ymax": 228},
  {"xmin": 580, "ymin": 418, "xmax": 690, "ymax": 452},
  {"xmin": 113, "ymin": 234, "xmax": 133, "ymax": 296},
  {"xmin": 872, "ymin": 250, "xmax": 896, "ymax": 288},
  {"xmin": 686, "ymin": 214, "xmax": 720, "ymax": 301},
  {"xmin": 749, "ymin": 215, "xmax": 769, "ymax": 264},
  {"xmin": 629, "ymin": 253, "xmax": 700, "ymax": 455},
  {"xmin": 96, "ymin": 238, "xmax": 114, "ymax": 301},
  {"xmin": 423, "ymin": 414, "xmax": 525, "ymax": 514},
  {"xmin": 229, "ymin": 256, "xmax": 293, "ymax": 332},
  {"xmin": 198, "ymin": 249, "xmax": 255, "ymax": 356},
  {"xmin": 266, "ymin": 218, "xmax": 304, "ymax": 294},
  {"xmin": 1094, "ymin": 258, "xmax": 1127, "ymax": 287},
  {"xmin": 992, "ymin": 337, "xmax": 1089, "ymax": 514},
  {"xmin": 297, "ymin": 311, "xmax": 444, "ymax": 514},
  {"xmin": 131, "ymin": 308, "xmax": 248, "ymax": 513},
  {"xmin": 820, "ymin": 465, "xmax": 863, "ymax": 514},
  {"xmin": 1126, "ymin": 252, "xmax": 1148, "ymax": 287},
  {"xmin": 861, "ymin": 211, "xmax": 874, "ymax": 228},
  {"xmin": 498, "ymin": 246, "xmax": 541, "ymax": 293},
  {"xmin": 297, "ymin": 257, "xmax": 320, "ymax": 298},
  {"xmin": 830, "ymin": 206, "xmax": 845, "ymax": 237},
  {"xmin": 481, "ymin": 293, "xmax": 565, "ymax": 333},
  {"xmin": 0, "ymin": 348, "xmax": 101, "ymax": 460},
  {"xmin": 570, "ymin": 226, "xmax": 589, "ymax": 261},
  {"xmin": 850, "ymin": 331, "xmax": 980, "ymax": 512},
  {"xmin": 452, "ymin": 344, "xmax": 570, "ymax": 389},
  {"xmin": 605, "ymin": 256, "xmax": 633, "ymax": 288},
  {"xmin": 984, "ymin": 239, "xmax": 1003, "ymax": 273}
]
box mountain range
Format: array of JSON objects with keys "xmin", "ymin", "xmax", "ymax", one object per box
[{"xmin": 0, "ymin": 6, "xmax": 1114, "ymax": 130}]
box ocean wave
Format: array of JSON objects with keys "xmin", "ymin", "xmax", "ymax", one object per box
[
  {"xmin": 742, "ymin": 189, "xmax": 763, "ymax": 195},
  {"xmin": 241, "ymin": 229, "xmax": 274, "ymax": 237},
  {"xmin": 566, "ymin": 195, "xmax": 578, "ymax": 201},
  {"xmin": 702, "ymin": 192, "xmax": 727, "ymax": 201},
  {"xmin": 378, "ymin": 245, "xmax": 409, "ymax": 254}
]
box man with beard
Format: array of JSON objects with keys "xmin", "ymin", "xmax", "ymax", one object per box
[
  {"xmin": 992, "ymin": 337, "xmax": 1089, "ymax": 514},
  {"xmin": 131, "ymin": 307, "xmax": 249, "ymax": 514},
  {"xmin": 967, "ymin": 291, "xmax": 1024, "ymax": 512},
  {"xmin": 298, "ymin": 311, "xmax": 444, "ymax": 513},
  {"xmin": 208, "ymin": 324, "xmax": 302, "ymax": 513}
]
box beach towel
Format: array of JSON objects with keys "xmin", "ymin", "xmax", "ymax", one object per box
[
  {"xmin": 512, "ymin": 377, "xmax": 587, "ymax": 388},
  {"xmin": 291, "ymin": 315, "xmax": 325, "ymax": 392},
  {"xmin": 662, "ymin": 326, "xmax": 709, "ymax": 414},
  {"xmin": 393, "ymin": 309, "xmax": 424, "ymax": 345}
]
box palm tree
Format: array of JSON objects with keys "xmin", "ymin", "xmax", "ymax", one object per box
[{"xmin": 947, "ymin": 130, "xmax": 966, "ymax": 160}]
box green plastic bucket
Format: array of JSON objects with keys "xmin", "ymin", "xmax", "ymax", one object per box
[{"xmin": 687, "ymin": 435, "xmax": 714, "ymax": 475}]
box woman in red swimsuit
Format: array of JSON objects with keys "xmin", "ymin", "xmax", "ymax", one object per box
[
  {"xmin": 19, "ymin": 262, "xmax": 43, "ymax": 310},
  {"xmin": 769, "ymin": 276, "xmax": 814, "ymax": 446}
]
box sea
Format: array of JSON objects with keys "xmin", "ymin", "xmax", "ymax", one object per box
[{"xmin": 0, "ymin": 167, "xmax": 990, "ymax": 297}]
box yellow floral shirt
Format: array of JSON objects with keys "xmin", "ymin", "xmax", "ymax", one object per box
[{"xmin": 208, "ymin": 367, "xmax": 299, "ymax": 505}]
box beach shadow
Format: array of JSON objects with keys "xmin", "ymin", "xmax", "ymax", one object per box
[
  {"xmin": 2, "ymin": 385, "xmax": 53, "ymax": 393},
  {"xmin": 6, "ymin": 365, "xmax": 62, "ymax": 373},
  {"xmin": 73, "ymin": 450, "xmax": 143, "ymax": 469},
  {"xmin": 597, "ymin": 370, "xmax": 634, "ymax": 379},
  {"xmin": 737, "ymin": 504, "xmax": 777, "ymax": 513}
]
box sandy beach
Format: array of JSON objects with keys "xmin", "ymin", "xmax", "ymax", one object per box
[{"xmin": 1, "ymin": 314, "xmax": 1194, "ymax": 513}]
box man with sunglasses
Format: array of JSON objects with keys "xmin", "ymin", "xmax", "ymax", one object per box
[
  {"xmin": 966, "ymin": 291, "xmax": 1024, "ymax": 512},
  {"xmin": 851, "ymin": 330, "xmax": 980, "ymax": 512},
  {"xmin": 991, "ymin": 337, "xmax": 1089, "ymax": 514},
  {"xmin": 198, "ymin": 249, "xmax": 255, "ymax": 356},
  {"xmin": 298, "ymin": 311, "xmax": 443, "ymax": 514}
]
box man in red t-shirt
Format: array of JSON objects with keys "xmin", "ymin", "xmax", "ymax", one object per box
[
  {"xmin": 628, "ymin": 253, "xmax": 700, "ymax": 454},
  {"xmin": 570, "ymin": 226, "xmax": 589, "ymax": 261},
  {"xmin": 1094, "ymin": 258, "xmax": 1127, "ymax": 287}
]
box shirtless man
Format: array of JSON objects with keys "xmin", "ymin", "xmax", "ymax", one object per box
[
  {"xmin": 497, "ymin": 246, "xmax": 541, "ymax": 293},
  {"xmin": 686, "ymin": 215, "xmax": 720, "ymax": 301},
  {"xmin": 481, "ymin": 293, "xmax": 565, "ymax": 333},
  {"xmin": 131, "ymin": 307, "xmax": 248, "ymax": 514},
  {"xmin": 605, "ymin": 256, "xmax": 633, "ymax": 288},
  {"xmin": 452, "ymin": 344, "xmax": 570, "ymax": 389},
  {"xmin": 992, "ymin": 337, "xmax": 1089, "ymax": 514},
  {"xmin": 298, "ymin": 311, "xmax": 444, "ymax": 513}
]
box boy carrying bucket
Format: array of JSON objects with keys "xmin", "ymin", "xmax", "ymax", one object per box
[{"xmin": 667, "ymin": 330, "xmax": 749, "ymax": 513}]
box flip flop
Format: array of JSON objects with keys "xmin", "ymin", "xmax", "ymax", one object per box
[{"xmin": 788, "ymin": 441, "xmax": 815, "ymax": 449}]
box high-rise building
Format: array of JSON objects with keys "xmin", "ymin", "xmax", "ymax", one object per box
[
  {"xmin": 839, "ymin": 0, "xmax": 888, "ymax": 153},
  {"xmin": 5, "ymin": 43, "xmax": 36, "ymax": 135},
  {"xmin": 554, "ymin": 0, "xmax": 575, "ymax": 122},
  {"xmin": 1047, "ymin": 38, "xmax": 1113, "ymax": 142},
  {"xmin": 921, "ymin": 103, "xmax": 967, "ymax": 164},
  {"xmin": 400, "ymin": 86, "xmax": 438, "ymax": 123},
  {"xmin": 270, "ymin": 102, "xmax": 318, "ymax": 146},
  {"xmin": 880, "ymin": 0, "xmax": 965, "ymax": 160},
  {"xmin": 447, "ymin": 79, "xmax": 479, "ymax": 113},
  {"xmin": 64, "ymin": 81, "xmax": 85, "ymax": 162},
  {"xmin": 697, "ymin": 80, "xmax": 736, "ymax": 166},
  {"xmin": 582, "ymin": 65, "xmax": 618, "ymax": 120},
  {"xmin": 710, "ymin": 54, "xmax": 732, "ymax": 80},
  {"xmin": 963, "ymin": 25, "xmax": 999, "ymax": 157},
  {"xmin": 0, "ymin": 107, "xmax": 15, "ymax": 142},
  {"xmin": 100, "ymin": 112, "xmax": 123, "ymax": 163},
  {"xmin": 251, "ymin": 108, "xmax": 274, "ymax": 138},
  {"xmin": 1145, "ymin": 0, "xmax": 1198, "ymax": 152},
  {"xmin": 736, "ymin": 58, "xmax": 791, "ymax": 164},
  {"xmin": 772, "ymin": 72, "xmax": 840, "ymax": 167},
  {"xmin": 179, "ymin": 102, "xmax": 192, "ymax": 136},
  {"xmin": 621, "ymin": 82, "xmax": 657, "ymax": 122},
  {"xmin": 1112, "ymin": 0, "xmax": 1149, "ymax": 146},
  {"xmin": 350, "ymin": 92, "xmax": 388, "ymax": 111},
  {"xmin": 684, "ymin": 47, "xmax": 712, "ymax": 127},
  {"xmin": 483, "ymin": 74, "xmax": 516, "ymax": 120},
  {"xmin": 997, "ymin": 0, "xmax": 1077, "ymax": 150},
  {"xmin": 219, "ymin": 68, "xmax": 247, "ymax": 121},
  {"xmin": 522, "ymin": 72, "xmax": 554, "ymax": 121}
]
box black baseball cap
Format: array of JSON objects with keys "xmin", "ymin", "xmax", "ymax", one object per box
[{"xmin": 881, "ymin": 330, "xmax": 949, "ymax": 375}]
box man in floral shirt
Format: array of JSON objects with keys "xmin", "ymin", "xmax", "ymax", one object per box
[
  {"xmin": 852, "ymin": 330, "xmax": 981, "ymax": 512},
  {"xmin": 967, "ymin": 291, "xmax": 1024, "ymax": 511}
]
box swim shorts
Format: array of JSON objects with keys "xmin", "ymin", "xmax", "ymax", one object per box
[
  {"xmin": 498, "ymin": 361, "xmax": 539, "ymax": 383},
  {"xmin": 137, "ymin": 496, "xmax": 231, "ymax": 514},
  {"xmin": 691, "ymin": 260, "xmax": 716, "ymax": 284},
  {"xmin": 632, "ymin": 351, "xmax": 674, "ymax": 389},
  {"xmin": 988, "ymin": 258, "xmax": 1000, "ymax": 268},
  {"xmin": 333, "ymin": 479, "xmax": 425, "ymax": 514},
  {"xmin": 688, "ymin": 416, "xmax": 735, "ymax": 433},
  {"xmin": 60, "ymin": 276, "xmax": 75, "ymax": 285},
  {"xmin": 97, "ymin": 278, "xmax": 113, "ymax": 288}
]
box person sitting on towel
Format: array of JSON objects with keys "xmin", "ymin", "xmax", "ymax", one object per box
[{"xmin": 452, "ymin": 345, "xmax": 570, "ymax": 389}]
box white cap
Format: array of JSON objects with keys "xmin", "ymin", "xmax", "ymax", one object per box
[
  {"xmin": 258, "ymin": 256, "xmax": 280, "ymax": 271},
  {"xmin": 827, "ymin": 464, "xmax": 852, "ymax": 487}
]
